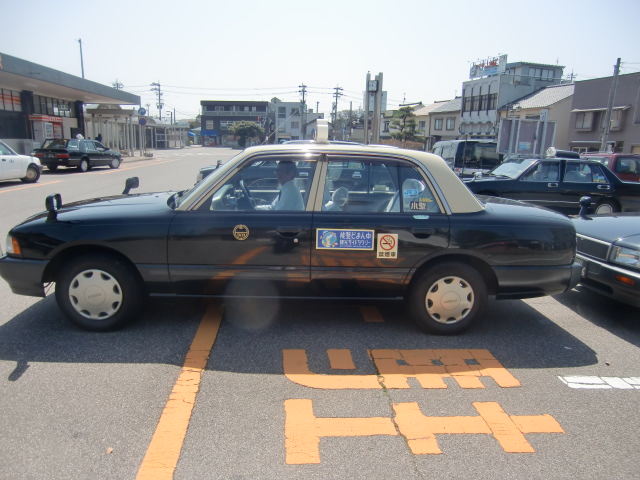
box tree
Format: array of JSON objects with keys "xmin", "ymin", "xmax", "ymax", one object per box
[
  {"xmin": 390, "ymin": 106, "xmax": 417, "ymax": 145},
  {"xmin": 230, "ymin": 121, "xmax": 265, "ymax": 148}
]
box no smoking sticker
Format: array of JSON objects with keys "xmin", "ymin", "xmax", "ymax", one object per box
[{"xmin": 377, "ymin": 233, "xmax": 398, "ymax": 258}]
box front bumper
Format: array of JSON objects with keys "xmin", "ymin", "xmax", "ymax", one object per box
[
  {"xmin": 0, "ymin": 255, "xmax": 47, "ymax": 297},
  {"xmin": 575, "ymin": 253, "xmax": 640, "ymax": 308}
]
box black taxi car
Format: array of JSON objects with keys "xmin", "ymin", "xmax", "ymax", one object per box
[
  {"xmin": 465, "ymin": 148, "xmax": 640, "ymax": 215},
  {"xmin": 0, "ymin": 122, "xmax": 581, "ymax": 334},
  {"xmin": 33, "ymin": 138, "xmax": 122, "ymax": 172}
]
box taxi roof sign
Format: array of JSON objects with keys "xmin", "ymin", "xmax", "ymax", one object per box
[{"xmin": 314, "ymin": 119, "xmax": 329, "ymax": 144}]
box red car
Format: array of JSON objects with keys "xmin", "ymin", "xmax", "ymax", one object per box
[{"xmin": 580, "ymin": 153, "xmax": 640, "ymax": 183}]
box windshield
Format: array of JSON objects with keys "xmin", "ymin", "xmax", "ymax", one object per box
[
  {"xmin": 489, "ymin": 158, "xmax": 537, "ymax": 178},
  {"xmin": 174, "ymin": 151, "xmax": 244, "ymax": 208}
]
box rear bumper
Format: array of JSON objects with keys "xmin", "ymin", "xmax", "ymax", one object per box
[
  {"xmin": 493, "ymin": 262, "xmax": 582, "ymax": 299},
  {"xmin": 0, "ymin": 255, "xmax": 47, "ymax": 297}
]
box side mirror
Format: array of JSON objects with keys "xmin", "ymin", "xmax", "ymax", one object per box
[
  {"xmin": 123, "ymin": 177, "xmax": 139, "ymax": 195},
  {"xmin": 578, "ymin": 196, "xmax": 592, "ymax": 218},
  {"xmin": 45, "ymin": 193, "xmax": 62, "ymax": 221}
]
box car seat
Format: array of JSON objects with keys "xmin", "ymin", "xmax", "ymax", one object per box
[{"xmin": 324, "ymin": 187, "xmax": 349, "ymax": 211}]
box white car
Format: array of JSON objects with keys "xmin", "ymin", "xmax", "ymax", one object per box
[{"xmin": 0, "ymin": 140, "xmax": 42, "ymax": 183}]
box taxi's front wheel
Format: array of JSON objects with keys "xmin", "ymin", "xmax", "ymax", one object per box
[
  {"xmin": 409, "ymin": 262, "xmax": 486, "ymax": 335},
  {"xmin": 55, "ymin": 253, "xmax": 145, "ymax": 331}
]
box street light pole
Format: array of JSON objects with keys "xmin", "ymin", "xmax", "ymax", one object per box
[{"xmin": 78, "ymin": 39, "xmax": 85, "ymax": 79}]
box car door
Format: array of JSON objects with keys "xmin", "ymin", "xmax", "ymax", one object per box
[
  {"xmin": 508, "ymin": 160, "xmax": 567, "ymax": 211},
  {"xmin": 560, "ymin": 161, "xmax": 613, "ymax": 211},
  {"xmin": 311, "ymin": 155, "xmax": 450, "ymax": 298},
  {"xmin": 0, "ymin": 141, "xmax": 24, "ymax": 180},
  {"xmin": 83, "ymin": 140, "xmax": 103, "ymax": 166},
  {"xmin": 166, "ymin": 153, "xmax": 319, "ymax": 296}
]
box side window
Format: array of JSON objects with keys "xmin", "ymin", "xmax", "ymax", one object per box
[
  {"xmin": 321, "ymin": 158, "xmax": 439, "ymax": 213},
  {"xmin": 564, "ymin": 162, "xmax": 596, "ymax": 183},
  {"xmin": 522, "ymin": 162, "xmax": 559, "ymax": 182},
  {"xmin": 207, "ymin": 156, "xmax": 316, "ymax": 212}
]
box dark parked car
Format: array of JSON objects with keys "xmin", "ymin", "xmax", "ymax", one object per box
[
  {"xmin": 33, "ymin": 138, "xmax": 121, "ymax": 172},
  {"xmin": 465, "ymin": 150, "xmax": 640, "ymax": 215},
  {"xmin": 0, "ymin": 123, "xmax": 581, "ymax": 334},
  {"xmin": 573, "ymin": 198, "xmax": 640, "ymax": 307}
]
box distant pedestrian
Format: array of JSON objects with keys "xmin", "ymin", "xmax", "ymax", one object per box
[{"xmin": 96, "ymin": 133, "xmax": 103, "ymax": 143}]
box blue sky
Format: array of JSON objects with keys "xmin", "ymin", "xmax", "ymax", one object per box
[{"xmin": 4, "ymin": 0, "xmax": 639, "ymax": 119}]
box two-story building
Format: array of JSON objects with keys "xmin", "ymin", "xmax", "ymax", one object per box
[
  {"xmin": 460, "ymin": 56, "xmax": 564, "ymax": 139},
  {"xmin": 568, "ymin": 72, "xmax": 640, "ymax": 154},
  {"xmin": 427, "ymin": 97, "xmax": 462, "ymax": 149},
  {"xmin": 268, "ymin": 98, "xmax": 323, "ymax": 143},
  {"xmin": 200, "ymin": 100, "xmax": 269, "ymax": 147},
  {"xmin": 495, "ymin": 83, "xmax": 574, "ymax": 150}
]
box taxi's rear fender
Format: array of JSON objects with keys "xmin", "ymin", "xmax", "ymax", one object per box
[{"xmin": 407, "ymin": 254, "xmax": 499, "ymax": 296}]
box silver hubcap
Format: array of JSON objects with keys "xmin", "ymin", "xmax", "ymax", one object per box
[
  {"xmin": 425, "ymin": 276, "xmax": 474, "ymax": 324},
  {"xmin": 68, "ymin": 269, "xmax": 122, "ymax": 320},
  {"xmin": 595, "ymin": 203, "xmax": 613, "ymax": 214},
  {"xmin": 25, "ymin": 168, "xmax": 37, "ymax": 180}
]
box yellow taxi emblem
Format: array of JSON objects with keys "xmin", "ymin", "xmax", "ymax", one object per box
[{"xmin": 233, "ymin": 225, "xmax": 250, "ymax": 241}]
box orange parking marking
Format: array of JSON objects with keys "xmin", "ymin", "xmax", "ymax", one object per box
[
  {"xmin": 327, "ymin": 349, "xmax": 356, "ymax": 370},
  {"xmin": 284, "ymin": 399, "xmax": 564, "ymax": 463},
  {"xmin": 283, "ymin": 349, "xmax": 520, "ymax": 389},
  {"xmin": 393, "ymin": 401, "xmax": 565, "ymax": 455},
  {"xmin": 284, "ymin": 399, "xmax": 397, "ymax": 464},
  {"xmin": 136, "ymin": 303, "xmax": 222, "ymax": 480},
  {"xmin": 359, "ymin": 305, "xmax": 384, "ymax": 322}
]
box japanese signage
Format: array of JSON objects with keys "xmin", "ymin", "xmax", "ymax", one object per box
[{"xmin": 316, "ymin": 229, "xmax": 374, "ymax": 250}]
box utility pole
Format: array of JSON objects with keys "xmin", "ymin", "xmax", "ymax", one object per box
[
  {"xmin": 112, "ymin": 79, "xmax": 123, "ymax": 90},
  {"xmin": 600, "ymin": 58, "xmax": 621, "ymax": 152},
  {"xmin": 299, "ymin": 84, "xmax": 307, "ymax": 138},
  {"xmin": 332, "ymin": 85, "xmax": 343, "ymax": 139},
  {"xmin": 151, "ymin": 82, "xmax": 164, "ymax": 121},
  {"xmin": 78, "ymin": 39, "xmax": 85, "ymax": 79}
]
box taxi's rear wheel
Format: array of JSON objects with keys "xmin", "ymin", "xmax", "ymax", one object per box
[
  {"xmin": 409, "ymin": 262, "xmax": 486, "ymax": 335},
  {"xmin": 55, "ymin": 253, "xmax": 144, "ymax": 331}
]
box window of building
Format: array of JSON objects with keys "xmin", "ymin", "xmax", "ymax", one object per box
[
  {"xmin": 221, "ymin": 121, "xmax": 237, "ymax": 129},
  {"xmin": 292, "ymin": 108, "xmax": 300, "ymax": 116},
  {"xmin": 33, "ymin": 95, "xmax": 74, "ymax": 117},
  {"xmin": 463, "ymin": 96, "xmax": 471, "ymax": 113},
  {"xmin": 603, "ymin": 109, "xmax": 623, "ymax": 130},
  {"xmin": 383, "ymin": 121, "xmax": 390, "ymax": 132},
  {"xmin": 291, "ymin": 121, "xmax": 299, "ymax": 129},
  {"xmin": 278, "ymin": 107, "xmax": 286, "ymax": 119},
  {"xmin": 418, "ymin": 121, "xmax": 426, "ymax": 132},
  {"xmin": 434, "ymin": 118, "xmax": 443, "ymax": 130},
  {"xmin": 0, "ymin": 89, "xmax": 22, "ymax": 112},
  {"xmin": 471, "ymin": 96, "xmax": 479, "ymax": 111},
  {"xmin": 575, "ymin": 111, "xmax": 594, "ymax": 130},
  {"xmin": 446, "ymin": 117, "xmax": 455, "ymax": 130},
  {"xmin": 487, "ymin": 94, "xmax": 497, "ymax": 110},
  {"xmin": 215, "ymin": 106, "xmax": 225, "ymax": 111}
]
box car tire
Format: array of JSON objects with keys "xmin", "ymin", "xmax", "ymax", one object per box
[
  {"xmin": 55, "ymin": 253, "xmax": 145, "ymax": 331},
  {"xmin": 109, "ymin": 157, "xmax": 121, "ymax": 169},
  {"xmin": 21, "ymin": 165, "xmax": 41, "ymax": 183},
  {"xmin": 48, "ymin": 165, "xmax": 58, "ymax": 172},
  {"xmin": 78, "ymin": 158, "xmax": 90, "ymax": 172},
  {"xmin": 594, "ymin": 199, "xmax": 618, "ymax": 214},
  {"xmin": 408, "ymin": 262, "xmax": 487, "ymax": 335}
]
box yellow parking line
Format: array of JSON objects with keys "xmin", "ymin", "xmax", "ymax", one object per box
[{"xmin": 136, "ymin": 303, "xmax": 222, "ymax": 480}]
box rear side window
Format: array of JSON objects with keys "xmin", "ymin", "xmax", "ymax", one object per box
[{"xmin": 322, "ymin": 157, "xmax": 439, "ymax": 214}]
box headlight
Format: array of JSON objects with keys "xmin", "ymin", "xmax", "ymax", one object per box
[
  {"xmin": 610, "ymin": 246, "xmax": 640, "ymax": 269},
  {"xmin": 6, "ymin": 235, "xmax": 21, "ymax": 256}
]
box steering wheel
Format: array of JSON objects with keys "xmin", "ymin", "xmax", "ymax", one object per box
[
  {"xmin": 237, "ymin": 179, "xmax": 256, "ymax": 209},
  {"xmin": 210, "ymin": 184, "xmax": 235, "ymax": 210}
]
